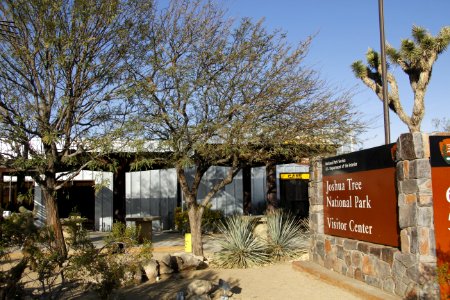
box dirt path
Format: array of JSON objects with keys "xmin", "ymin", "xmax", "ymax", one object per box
[
  {"xmin": 2, "ymin": 232, "xmax": 367, "ymax": 299},
  {"xmin": 116, "ymin": 260, "xmax": 364, "ymax": 300}
]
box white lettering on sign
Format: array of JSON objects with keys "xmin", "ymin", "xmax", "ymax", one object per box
[
  {"xmin": 349, "ymin": 220, "xmax": 373, "ymax": 234},
  {"xmin": 446, "ymin": 187, "xmax": 450, "ymax": 202},
  {"xmin": 346, "ymin": 178, "xmax": 362, "ymax": 191},
  {"xmin": 327, "ymin": 217, "xmax": 347, "ymax": 231}
]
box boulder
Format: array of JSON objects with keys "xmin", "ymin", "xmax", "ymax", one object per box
[
  {"xmin": 142, "ymin": 259, "xmax": 159, "ymax": 282},
  {"xmin": 187, "ymin": 279, "xmax": 213, "ymax": 296},
  {"xmin": 177, "ymin": 253, "xmax": 205, "ymax": 271},
  {"xmin": 187, "ymin": 295, "xmax": 211, "ymax": 300},
  {"xmin": 159, "ymin": 254, "xmax": 175, "ymax": 274},
  {"xmin": 160, "ymin": 254, "xmax": 172, "ymax": 266},
  {"xmin": 159, "ymin": 263, "xmax": 174, "ymax": 275},
  {"xmin": 170, "ymin": 255, "xmax": 184, "ymax": 272},
  {"xmin": 123, "ymin": 267, "xmax": 145, "ymax": 284}
]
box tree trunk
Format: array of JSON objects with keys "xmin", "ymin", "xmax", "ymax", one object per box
[
  {"xmin": 42, "ymin": 178, "xmax": 67, "ymax": 258},
  {"xmin": 266, "ymin": 162, "xmax": 277, "ymax": 212},
  {"xmin": 0, "ymin": 171, "xmax": 3, "ymax": 209},
  {"xmin": 188, "ymin": 205, "xmax": 204, "ymax": 257}
]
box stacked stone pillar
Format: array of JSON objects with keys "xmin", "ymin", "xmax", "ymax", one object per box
[{"xmin": 309, "ymin": 133, "xmax": 439, "ymax": 299}]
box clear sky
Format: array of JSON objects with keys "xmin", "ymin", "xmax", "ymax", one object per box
[{"xmin": 224, "ymin": 0, "xmax": 450, "ymax": 149}]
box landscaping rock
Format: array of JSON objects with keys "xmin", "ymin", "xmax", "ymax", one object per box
[
  {"xmin": 142, "ymin": 259, "xmax": 159, "ymax": 282},
  {"xmin": 159, "ymin": 262, "xmax": 174, "ymax": 275},
  {"xmin": 176, "ymin": 253, "xmax": 206, "ymax": 271},
  {"xmin": 159, "ymin": 254, "xmax": 175, "ymax": 274},
  {"xmin": 123, "ymin": 267, "xmax": 144, "ymax": 284},
  {"xmin": 187, "ymin": 295, "xmax": 210, "ymax": 300},
  {"xmin": 170, "ymin": 255, "xmax": 184, "ymax": 272},
  {"xmin": 187, "ymin": 279, "xmax": 213, "ymax": 296},
  {"xmin": 160, "ymin": 254, "xmax": 172, "ymax": 266}
]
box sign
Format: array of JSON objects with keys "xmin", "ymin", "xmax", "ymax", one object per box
[
  {"xmin": 430, "ymin": 135, "xmax": 450, "ymax": 297},
  {"xmin": 322, "ymin": 144, "xmax": 399, "ymax": 247},
  {"xmin": 280, "ymin": 173, "xmax": 310, "ymax": 180},
  {"xmin": 185, "ymin": 233, "xmax": 192, "ymax": 253}
]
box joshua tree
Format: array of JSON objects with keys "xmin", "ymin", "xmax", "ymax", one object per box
[{"xmin": 352, "ymin": 26, "xmax": 450, "ymax": 132}]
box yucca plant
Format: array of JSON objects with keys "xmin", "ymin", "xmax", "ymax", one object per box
[
  {"xmin": 215, "ymin": 215, "xmax": 270, "ymax": 268},
  {"xmin": 266, "ymin": 210, "xmax": 309, "ymax": 261}
]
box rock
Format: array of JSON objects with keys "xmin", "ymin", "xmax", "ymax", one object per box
[
  {"xmin": 254, "ymin": 222, "xmax": 268, "ymax": 240},
  {"xmin": 170, "ymin": 255, "xmax": 184, "ymax": 272},
  {"xmin": 177, "ymin": 253, "xmax": 205, "ymax": 271},
  {"xmin": 142, "ymin": 259, "xmax": 159, "ymax": 282},
  {"xmin": 159, "ymin": 254, "xmax": 175, "ymax": 274},
  {"xmin": 123, "ymin": 267, "xmax": 144, "ymax": 284},
  {"xmin": 160, "ymin": 254, "xmax": 172, "ymax": 266},
  {"xmin": 187, "ymin": 279, "xmax": 213, "ymax": 296},
  {"xmin": 187, "ymin": 295, "xmax": 210, "ymax": 300},
  {"xmin": 159, "ymin": 262, "xmax": 174, "ymax": 275}
]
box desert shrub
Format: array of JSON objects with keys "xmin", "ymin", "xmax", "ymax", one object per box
[
  {"xmin": 202, "ymin": 207, "xmax": 225, "ymax": 233},
  {"xmin": 0, "ymin": 210, "xmax": 38, "ymax": 249},
  {"xmin": 26, "ymin": 228, "xmax": 68, "ymax": 298},
  {"xmin": 68, "ymin": 222, "xmax": 153, "ymax": 298},
  {"xmin": 215, "ymin": 215, "xmax": 270, "ymax": 268},
  {"xmin": 266, "ymin": 210, "xmax": 309, "ymax": 261},
  {"xmin": 174, "ymin": 207, "xmax": 190, "ymax": 233},
  {"xmin": 2, "ymin": 215, "xmax": 153, "ymax": 299},
  {"xmin": 0, "ymin": 211, "xmax": 37, "ymax": 299},
  {"xmin": 174, "ymin": 206, "xmax": 224, "ymax": 233},
  {"xmin": 104, "ymin": 221, "xmax": 141, "ymax": 246}
]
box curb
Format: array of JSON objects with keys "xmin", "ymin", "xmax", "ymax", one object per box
[{"xmin": 292, "ymin": 260, "xmax": 401, "ymax": 300}]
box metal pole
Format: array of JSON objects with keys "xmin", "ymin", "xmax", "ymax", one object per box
[{"xmin": 378, "ymin": 0, "xmax": 390, "ymax": 144}]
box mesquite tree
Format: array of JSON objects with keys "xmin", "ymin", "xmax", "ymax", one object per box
[
  {"xmin": 352, "ymin": 26, "xmax": 450, "ymax": 132},
  {"xmin": 130, "ymin": 0, "xmax": 361, "ymax": 256},
  {"xmin": 0, "ymin": 0, "xmax": 143, "ymax": 257}
]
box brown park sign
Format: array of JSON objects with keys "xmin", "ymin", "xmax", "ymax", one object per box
[
  {"xmin": 322, "ymin": 144, "xmax": 399, "ymax": 247},
  {"xmin": 430, "ymin": 135, "xmax": 450, "ymax": 297}
]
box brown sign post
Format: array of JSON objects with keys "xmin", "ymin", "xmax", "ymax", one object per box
[
  {"xmin": 430, "ymin": 135, "xmax": 450, "ymax": 298},
  {"xmin": 322, "ymin": 144, "xmax": 399, "ymax": 247}
]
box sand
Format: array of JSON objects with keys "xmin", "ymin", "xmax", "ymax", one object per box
[
  {"xmin": 117, "ymin": 260, "xmax": 364, "ymax": 300},
  {"xmin": 2, "ymin": 232, "xmax": 365, "ymax": 299}
]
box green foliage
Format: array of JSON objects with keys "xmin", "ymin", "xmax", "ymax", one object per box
[
  {"xmin": 0, "ymin": 211, "xmax": 38, "ymax": 299},
  {"xmin": 175, "ymin": 207, "xmax": 190, "ymax": 233},
  {"xmin": 215, "ymin": 212, "xmax": 310, "ymax": 268},
  {"xmin": 351, "ymin": 60, "xmax": 367, "ymax": 78},
  {"xmin": 104, "ymin": 222, "xmax": 141, "ymax": 245},
  {"xmin": 174, "ymin": 206, "xmax": 224, "ymax": 233},
  {"xmin": 366, "ymin": 48, "xmax": 380, "ymax": 69},
  {"xmin": 265, "ymin": 210, "xmax": 310, "ymax": 261},
  {"xmin": 25, "ymin": 228, "xmax": 68, "ymax": 298},
  {"xmin": 62, "ymin": 217, "xmax": 93, "ymax": 249},
  {"xmin": 215, "ymin": 215, "xmax": 270, "ymax": 268},
  {"xmin": 1, "ymin": 215, "xmax": 153, "ymax": 299},
  {"xmin": 0, "ymin": 211, "xmax": 38, "ymax": 251},
  {"xmin": 352, "ymin": 25, "xmax": 450, "ymax": 132},
  {"xmin": 202, "ymin": 206, "xmax": 225, "ymax": 233},
  {"xmin": 72, "ymin": 222, "xmax": 153, "ymax": 298}
]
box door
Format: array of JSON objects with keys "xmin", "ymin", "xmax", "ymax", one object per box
[{"xmin": 279, "ymin": 173, "xmax": 309, "ymax": 218}]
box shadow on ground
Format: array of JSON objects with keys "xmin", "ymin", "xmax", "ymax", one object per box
[{"xmin": 113, "ymin": 269, "xmax": 241, "ymax": 300}]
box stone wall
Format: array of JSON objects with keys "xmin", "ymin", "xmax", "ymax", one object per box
[{"xmin": 308, "ymin": 133, "xmax": 439, "ymax": 299}]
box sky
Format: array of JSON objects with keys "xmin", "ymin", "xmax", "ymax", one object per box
[{"xmin": 223, "ymin": 0, "xmax": 450, "ymax": 149}]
